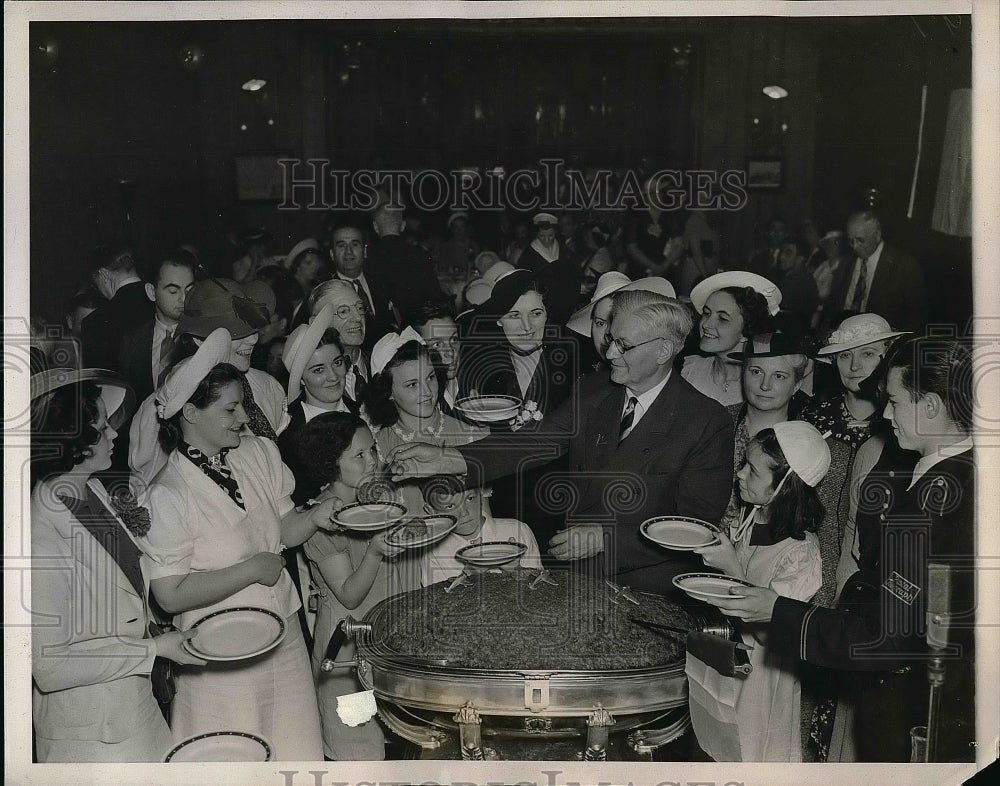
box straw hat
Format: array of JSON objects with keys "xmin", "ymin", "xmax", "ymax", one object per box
[
  {"xmin": 690, "ymin": 271, "xmax": 782, "ymax": 316},
  {"xmin": 816, "ymin": 313, "xmax": 908, "ymax": 356}
]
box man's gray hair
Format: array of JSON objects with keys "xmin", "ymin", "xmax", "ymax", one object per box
[
  {"xmin": 307, "ymin": 278, "xmax": 356, "ymax": 317},
  {"xmin": 610, "ymin": 290, "xmax": 694, "ymax": 348}
]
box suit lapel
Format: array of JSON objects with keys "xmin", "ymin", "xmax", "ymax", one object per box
[
  {"xmin": 587, "ymin": 385, "xmax": 625, "ymax": 469},
  {"xmin": 611, "ymin": 375, "xmax": 679, "ymax": 465}
]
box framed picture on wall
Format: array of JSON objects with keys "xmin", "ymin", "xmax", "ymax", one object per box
[
  {"xmin": 745, "ymin": 158, "xmax": 783, "ymax": 190},
  {"xmin": 234, "ymin": 152, "xmax": 290, "ymax": 202}
]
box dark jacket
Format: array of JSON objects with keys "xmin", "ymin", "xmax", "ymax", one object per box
[
  {"xmin": 80, "ymin": 282, "xmax": 153, "ymax": 371},
  {"xmin": 457, "ymin": 370, "xmax": 735, "ymax": 592},
  {"xmin": 828, "ymin": 243, "xmax": 928, "ymax": 332}
]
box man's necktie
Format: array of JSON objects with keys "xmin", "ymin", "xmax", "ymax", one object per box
[
  {"xmin": 156, "ymin": 331, "xmax": 174, "ymax": 387},
  {"xmin": 240, "ymin": 375, "xmax": 278, "ymax": 441},
  {"xmin": 350, "ymin": 278, "xmax": 375, "ymax": 317},
  {"xmin": 850, "ymin": 258, "xmax": 869, "ymax": 312},
  {"xmin": 619, "ymin": 396, "xmax": 638, "ymax": 441}
]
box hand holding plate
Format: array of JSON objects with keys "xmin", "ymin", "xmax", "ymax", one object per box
[
  {"xmin": 693, "ymin": 532, "xmax": 742, "ymax": 578},
  {"xmin": 155, "ymin": 628, "xmax": 208, "ymax": 666},
  {"xmin": 369, "ymin": 531, "xmax": 404, "ymax": 560},
  {"xmin": 700, "ymin": 585, "xmax": 779, "ymax": 623},
  {"xmin": 387, "ymin": 442, "xmax": 467, "ymax": 480}
]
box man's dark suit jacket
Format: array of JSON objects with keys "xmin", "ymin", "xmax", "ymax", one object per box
[
  {"xmin": 770, "ymin": 446, "xmax": 975, "ymax": 762},
  {"xmin": 457, "ymin": 370, "xmax": 735, "ymax": 593},
  {"xmin": 365, "ymin": 234, "xmax": 446, "ymax": 325},
  {"xmin": 80, "ymin": 282, "xmax": 153, "ymax": 371},
  {"xmin": 829, "ymin": 243, "xmax": 928, "ymax": 332},
  {"xmin": 118, "ymin": 318, "xmax": 157, "ymax": 404}
]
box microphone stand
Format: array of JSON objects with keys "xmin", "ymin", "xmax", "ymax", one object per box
[{"xmin": 921, "ymin": 561, "xmax": 952, "ymax": 762}]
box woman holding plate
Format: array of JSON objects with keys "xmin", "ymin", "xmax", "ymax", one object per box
[
  {"xmin": 290, "ymin": 411, "xmax": 406, "ymax": 760},
  {"xmin": 29, "ymin": 368, "xmax": 205, "ymax": 762},
  {"xmin": 138, "ymin": 328, "xmax": 332, "ymax": 761}
]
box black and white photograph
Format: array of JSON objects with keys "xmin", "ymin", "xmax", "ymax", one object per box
[{"xmin": 4, "ymin": 2, "xmax": 999, "ymax": 785}]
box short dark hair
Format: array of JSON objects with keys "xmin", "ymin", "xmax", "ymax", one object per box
[
  {"xmin": 292, "ymin": 412, "xmax": 367, "ymax": 488},
  {"xmin": 408, "ymin": 298, "xmax": 457, "ymax": 329},
  {"xmin": 887, "ymin": 336, "xmax": 973, "ymax": 433},
  {"xmin": 147, "ymin": 248, "xmax": 199, "ymax": 286},
  {"xmin": 719, "ymin": 286, "xmax": 773, "ymax": 337},
  {"xmin": 30, "ymin": 382, "xmax": 102, "ymax": 485},
  {"xmin": 783, "ymin": 237, "xmax": 812, "ymax": 261},
  {"xmin": 157, "ymin": 363, "xmax": 245, "ymax": 452},
  {"xmin": 751, "ymin": 428, "xmax": 825, "ymax": 539},
  {"xmin": 88, "ymin": 243, "xmax": 137, "ymax": 276},
  {"xmin": 364, "ymin": 340, "xmax": 433, "ymax": 428}
]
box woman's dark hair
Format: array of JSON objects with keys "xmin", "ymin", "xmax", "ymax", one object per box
[
  {"xmin": 157, "ymin": 363, "xmax": 245, "ymax": 452},
  {"xmin": 292, "ymin": 412, "xmax": 367, "ymax": 487},
  {"xmin": 30, "ymin": 382, "xmax": 103, "ymax": 485},
  {"xmin": 364, "ymin": 340, "xmax": 435, "ymax": 428},
  {"xmin": 887, "ymin": 336, "xmax": 973, "ymax": 433},
  {"xmin": 315, "ymin": 327, "xmax": 344, "ymax": 354},
  {"xmin": 751, "ymin": 428, "xmax": 825, "ymax": 540},
  {"xmin": 719, "ymin": 285, "xmax": 772, "ymax": 337}
]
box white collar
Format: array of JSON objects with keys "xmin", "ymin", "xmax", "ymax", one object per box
[
  {"xmin": 626, "ymin": 370, "xmax": 672, "ymax": 414},
  {"xmin": 908, "ymin": 437, "xmax": 973, "ymax": 490}
]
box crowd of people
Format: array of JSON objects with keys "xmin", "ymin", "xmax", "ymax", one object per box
[{"xmin": 28, "ymin": 190, "xmax": 975, "ymax": 765}]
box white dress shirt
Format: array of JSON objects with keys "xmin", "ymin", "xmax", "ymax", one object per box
[{"xmin": 843, "ymin": 240, "xmax": 884, "ymax": 311}]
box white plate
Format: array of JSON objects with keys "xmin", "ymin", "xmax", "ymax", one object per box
[
  {"xmin": 165, "ymin": 730, "xmax": 272, "ymax": 762},
  {"xmin": 331, "ymin": 501, "xmax": 407, "ymax": 531},
  {"xmin": 385, "ymin": 515, "xmax": 457, "ymax": 549},
  {"xmin": 641, "ymin": 516, "xmax": 721, "ymax": 551},
  {"xmin": 455, "ymin": 540, "xmax": 528, "ymax": 567},
  {"xmin": 455, "ymin": 395, "xmax": 521, "ymax": 422},
  {"xmin": 182, "ymin": 607, "xmax": 285, "ymax": 661},
  {"xmin": 672, "ymin": 572, "xmax": 754, "ymax": 601}
]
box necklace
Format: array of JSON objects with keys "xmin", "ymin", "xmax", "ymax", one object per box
[
  {"xmin": 712, "ymin": 357, "xmax": 740, "ymax": 393},
  {"xmin": 393, "ymin": 410, "xmax": 447, "ymax": 442}
]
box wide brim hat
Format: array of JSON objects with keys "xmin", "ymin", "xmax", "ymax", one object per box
[
  {"xmin": 533, "ymin": 212, "xmax": 558, "ymax": 227},
  {"xmin": 728, "ymin": 331, "xmax": 808, "ymax": 361},
  {"xmin": 176, "ymin": 278, "xmax": 271, "ymax": 339},
  {"xmin": 477, "ymin": 258, "xmax": 581, "ymax": 321},
  {"xmin": 155, "ymin": 328, "xmax": 233, "ymax": 419},
  {"xmin": 566, "ymin": 274, "xmax": 676, "ymax": 336},
  {"xmin": 690, "ymin": 271, "xmax": 782, "ymax": 316},
  {"xmin": 772, "ymin": 420, "xmax": 831, "ymax": 487},
  {"xmin": 463, "ymin": 260, "xmax": 517, "ymax": 308},
  {"xmin": 30, "ymin": 368, "xmax": 135, "ymax": 431},
  {"xmin": 816, "ymin": 313, "xmax": 909, "ymax": 357},
  {"xmin": 283, "ymin": 303, "xmax": 336, "ymax": 402},
  {"xmin": 283, "ymin": 238, "xmax": 320, "ymax": 270}
]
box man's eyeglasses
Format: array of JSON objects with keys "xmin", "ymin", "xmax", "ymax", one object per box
[
  {"xmin": 333, "ymin": 302, "xmax": 367, "ymax": 320},
  {"xmin": 605, "ymin": 334, "xmax": 664, "ymax": 355}
]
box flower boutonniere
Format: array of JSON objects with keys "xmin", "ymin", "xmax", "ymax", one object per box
[
  {"xmin": 109, "ymin": 491, "xmax": 152, "ymax": 537},
  {"xmin": 509, "ymin": 400, "xmax": 544, "ymax": 432}
]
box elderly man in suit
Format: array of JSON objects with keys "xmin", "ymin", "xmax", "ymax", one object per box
[
  {"xmin": 831, "ymin": 210, "xmax": 928, "ymax": 332},
  {"xmin": 389, "ymin": 290, "xmax": 734, "ymax": 593},
  {"xmin": 326, "ymin": 220, "xmax": 398, "ymax": 346}
]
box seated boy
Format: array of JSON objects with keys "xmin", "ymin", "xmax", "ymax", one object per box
[{"xmin": 409, "ymin": 478, "xmax": 542, "ymax": 587}]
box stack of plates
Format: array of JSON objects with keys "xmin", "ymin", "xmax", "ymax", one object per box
[{"xmin": 454, "ymin": 395, "xmax": 521, "ymax": 423}]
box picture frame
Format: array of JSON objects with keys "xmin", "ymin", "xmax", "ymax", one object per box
[
  {"xmin": 234, "ymin": 152, "xmax": 291, "ymax": 202},
  {"xmin": 745, "ymin": 157, "xmax": 784, "ymax": 190}
]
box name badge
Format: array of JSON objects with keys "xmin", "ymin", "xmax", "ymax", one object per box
[{"xmin": 882, "ymin": 571, "xmax": 921, "ymax": 605}]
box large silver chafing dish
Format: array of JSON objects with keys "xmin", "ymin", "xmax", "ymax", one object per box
[{"xmin": 325, "ymin": 568, "xmax": 727, "ymax": 759}]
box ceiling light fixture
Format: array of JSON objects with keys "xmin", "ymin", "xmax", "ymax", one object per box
[
  {"xmin": 762, "ymin": 85, "xmax": 788, "ymax": 100},
  {"xmin": 242, "ymin": 78, "xmax": 267, "ymax": 92}
]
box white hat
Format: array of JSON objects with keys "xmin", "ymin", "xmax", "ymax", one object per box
[
  {"xmin": 282, "ymin": 303, "xmax": 336, "ymax": 401},
  {"xmin": 371, "ymin": 326, "xmax": 425, "ymax": 377},
  {"xmin": 283, "ymin": 238, "xmax": 320, "ymax": 270},
  {"xmin": 819, "ymin": 230, "xmax": 844, "ymax": 242},
  {"xmin": 447, "ymin": 211, "xmax": 468, "ymax": 228},
  {"xmin": 816, "ymin": 313, "xmax": 908, "ymax": 356},
  {"xmin": 533, "ymin": 212, "xmax": 558, "ymax": 226},
  {"xmin": 155, "ymin": 328, "xmax": 232, "ymax": 419},
  {"xmin": 690, "ymin": 271, "xmax": 782, "ymax": 316},
  {"xmin": 566, "ymin": 274, "xmax": 677, "ymax": 336},
  {"xmin": 771, "ymin": 421, "xmax": 831, "ymax": 487},
  {"xmin": 463, "ymin": 260, "xmax": 517, "ymax": 307}
]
